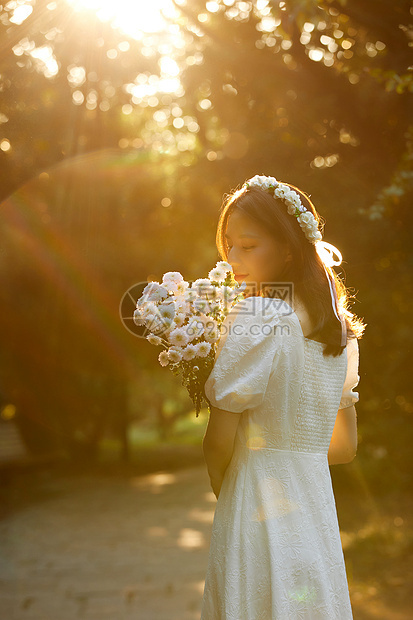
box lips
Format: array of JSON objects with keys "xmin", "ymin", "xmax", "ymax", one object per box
[{"xmin": 234, "ymin": 274, "xmax": 248, "ymax": 281}]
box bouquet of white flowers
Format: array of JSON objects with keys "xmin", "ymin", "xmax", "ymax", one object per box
[{"xmin": 134, "ymin": 261, "xmax": 245, "ymax": 416}]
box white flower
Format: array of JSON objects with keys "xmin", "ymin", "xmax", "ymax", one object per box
[
  {"xmin": 286, "ymin": 191, "xmax": 301, "ymax": 206},
  {"xmin": 173, "ymin": 313, "xmax": 186, "ymax": 327},
  {"xmin": 144, "ymin": 312, "xmax": 156, "ymax": 326},
  {"xmin": 244, "ymin": 174, "xmax": 322, "ymax": 245},
  {"xmin": 147, "ymin": 334, "xmax": 162, "ymax": 345},
  {"xmin": 182, "ymin": 344, "xmax": 197, "ymax": 361},
  {"xmin": 158, "ymin": 302, "xmax": 175, "ymax": 321},
  {"xmin": 273, "ymin": 184, "xmax": 290, "ymax": 200},
  {"xmin": 204, "ymin": 328, "xmax": 220, "ymax": 343},
  {"xmin": 247, "ymin": 174, "xmax": 278, "ymax": 191},
  {"xmin": 193, "ymin": 297, "xmax": 211, "ymax": 313},
  {"xmin": 283, "ymin": 192, "xmax": 301, "ymax": 212},
  {"xmin": 162, "ymin": 271, "xmax": 184, "ymax": 286},
  {"xmin": 133, "ymin": 308, "xmax": 145, "ymax": 326},
  {"xmin": 195, "ymin": 341, "xmax": 212, "ymax": 357},
  {"xmin": 168, "ymin": 348, "xmax": 183, "ymax": 363},
  {"xmin": 286, "ymin": 203, "xmax": 298, "ymax": 216},
  {"xmin": 297, "ymin": 212, "xmax": 315, "ymax": 227},
  {"xmin": 308, "ymin": 230, "xmax": 323, "ymax": 242},
  {"xmin": 186, "ymin": 317, "xmax": 205, "ymax": 341},
  {"xmin": 175, "ymin": 280, "xmax": 189, "ymax": 296},
  {"xmin": 174, "ymin": 298, "xmax": 190, "ymax": 315},
  {"xmin": 168, "ymin": 327, "xmax": 190, "ymax": 347},
  {"xmin": 208, "ymin": 266, "xmax": 227, "ymax": 283},
  {"xmin": 147, "ymin": 314, "xmax": 173, "ymax": 334},
  {"xmin": 193, "ymin": 278, "xmax": 213, "ymax": 297},
  {"xmin": 140, "ymin": 301, "xmax": 158, "ymax": 317},
  {"xmin": 216, "ymin": 261, "xmax": 232, "ymax": 272},
  {"xmin": 141, "ymin": 282, "xmax": 169, "ymax": 303},
  {"xmin": 158, "ymin": 351, "xmax": 169, "ymax": 367},
  {"xmin": 184, "ymin": 287, "xmax": 198, "ymax": 303}
]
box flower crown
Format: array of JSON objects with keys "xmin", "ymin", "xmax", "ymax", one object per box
[
  {"xmin": 244, "ymin": 174, "xmax": 323, "ymax": 244},
  {"xmin": 243, "ymin": 174, "xmax": 347, "ymax": 345}
]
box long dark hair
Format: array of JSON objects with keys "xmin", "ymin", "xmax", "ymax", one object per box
[{"xmin": 216, "ymin": 183, "xmax": 365, "ymax": 356}]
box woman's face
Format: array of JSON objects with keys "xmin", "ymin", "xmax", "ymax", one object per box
[{"xmin": 225, "ymin": 209, "xmax": 291, "ymax": 297}]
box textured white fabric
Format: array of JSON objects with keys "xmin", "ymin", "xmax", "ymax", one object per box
[{"xmin": 201, "ymin": 296, "xmax": 358, "ymax": 619}]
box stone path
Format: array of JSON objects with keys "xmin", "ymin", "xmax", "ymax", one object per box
[
  {"xmin": 0, "ymin": 465, "xmax": 214, "ymax": 620},
  {"xmin": 1, "ymin": 460, "xmax": 411, "ymax": 620}
]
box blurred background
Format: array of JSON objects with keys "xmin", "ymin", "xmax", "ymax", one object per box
[{"xmin": 0, "ymin": 1, "xmax": 412, "ymax": 619}]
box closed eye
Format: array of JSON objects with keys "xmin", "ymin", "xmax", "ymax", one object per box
[{"xmin": 227, "ymin": 245, "xmax": 255, "ymax": 251}]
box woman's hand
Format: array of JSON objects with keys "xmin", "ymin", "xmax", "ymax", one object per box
[{"xmin": 203, "ymin": 406, "xmax": 242, "ymax": 498}]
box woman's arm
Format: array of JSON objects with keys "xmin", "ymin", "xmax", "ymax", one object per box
[
  {"xmin": 202, "ymin": 406, "xmax": 241, "ymax": 499},
  {"xmin": 328, "ymin": 405, "xmax": 358, "ymax": 465}
]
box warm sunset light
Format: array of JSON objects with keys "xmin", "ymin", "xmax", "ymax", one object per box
[
  {"xmin": 2, "ymin": 1, "xmax": 411, "ymax": 617},
  {"xmin": 67, "ymin": 0, "xmax": 178, "ymax": 37}
]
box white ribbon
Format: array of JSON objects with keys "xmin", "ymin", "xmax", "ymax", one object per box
[
  {"xmin": 315, "ymin": 240, "xmax": 343, "ymax": 267},
  {"xmin": 315, "ymin": 241, "xmax": 347, "ymax": 346}
]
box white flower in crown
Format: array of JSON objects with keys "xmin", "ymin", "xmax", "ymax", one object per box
[
  {"xmin": 297, "ymin": 211, "xmax": 317, "ymax": 232},
  {"xmin": 274, "ymin": 186, "xmax": 302, "ymax": 211},
  {"xmin": 244, "ymin": 174, "xmax": 323, "ymax": 245},
  {"xmin": 273, "ymin": 184, "xmax": 290, "ymax": 200},
  {"xmin": 286, "ymin": 202, "xmax": 298, "ymax": 216},
  {"xmin": 248, "ymin": 175, "xmax": 278, "ymax": 191},
  {"xmin": 309, "ymin": 230, "xmax": 323, "ymax": 242}
]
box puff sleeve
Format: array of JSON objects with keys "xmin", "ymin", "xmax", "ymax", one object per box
[
  {"xmin": 338, "ymin": 337, "xmax": 360, "ymax": 410},
  {"xmin": 204, "ymin": 297, "xmax": 288, "ymax": 413}
]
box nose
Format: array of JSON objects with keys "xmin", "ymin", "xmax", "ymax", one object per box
[{"xmin": 227, "ymin": 247, "xmax": 240, "ymax": 271}]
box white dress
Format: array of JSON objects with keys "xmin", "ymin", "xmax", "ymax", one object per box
[{"xmin": 201, "ymin": 296, "xmax": 360, "ymax": 620}]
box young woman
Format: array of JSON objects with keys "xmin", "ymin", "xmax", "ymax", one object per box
[{"xmin": 201, "ymin": 175, "xmax": 364, "ymax": 619}]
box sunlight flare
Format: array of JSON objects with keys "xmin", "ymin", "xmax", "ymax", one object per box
[{"xmin": 67, "ymin": 0, "xmax": 177, "ymax": 37}]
